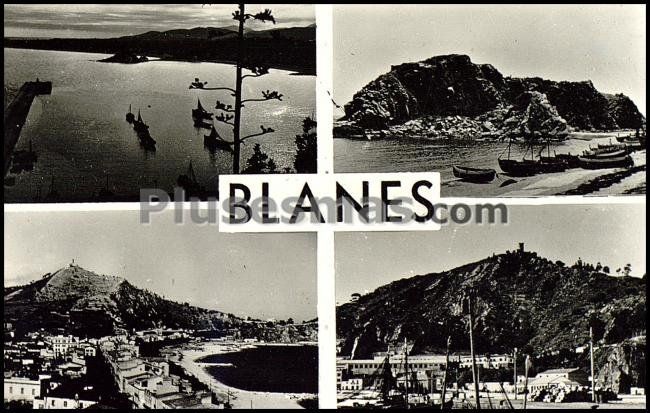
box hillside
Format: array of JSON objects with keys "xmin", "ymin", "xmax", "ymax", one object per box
[
  {"xmin": 3, "ymin": 25, "xmax": 316, "ymax": 74},
  {"xmin": 337, "ymin": 248, "xmax": 645, "ymax": 359},
  {"xmin": 337, "ymin": 54, "xmax": 645, "ymax": 138},
  {"xmin": 4, "ymin": 265, "xmax": 316, "ymax": 342}
]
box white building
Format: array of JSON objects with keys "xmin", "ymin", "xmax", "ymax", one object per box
[
  {"xmin": 340, "ymin": 378, "xmax": 364, "ymax": 391},
  {"xmin": 459, "ymin": 354, "xmax": 513, "ymax": 369},
  {"xmin": 4, "ymin": 376, "xmax": 47, "ymax": 403},
  {"xmin": 48, "ymin": 335, "xmax": 79, "ymax": 358}
]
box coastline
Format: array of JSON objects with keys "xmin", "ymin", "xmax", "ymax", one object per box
[
  {"xmin": 3, "ymin": 46, "xmax": 316, "ymax": 76},
  {"xmin": 170, "ymin": 342, "xmax": 317, "ymax": 409},
  {"xmin": 441, "ymin": 150, "xmax": 646, "ymax": 197},
  {"xmin": 438, "ymin": 132, "xmax": 646, "ymax": 197}
]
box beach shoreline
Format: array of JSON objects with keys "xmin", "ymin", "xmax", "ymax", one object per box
[
  {"xmin": 440, "ymin": 132, "xmax": 647, "ymax": 197},
  {"xmin": 170, "ymin": 341, "xmax": 318, "ymax": 409}
]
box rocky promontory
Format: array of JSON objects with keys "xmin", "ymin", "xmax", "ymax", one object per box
[{"xmin": 337, "ymin": 54, "xmax": 645, "ymax": 140}]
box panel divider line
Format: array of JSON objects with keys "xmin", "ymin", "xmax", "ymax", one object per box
[{"xmin": 316, "ymin": 4, "xmax": 337, "ymax": 409}]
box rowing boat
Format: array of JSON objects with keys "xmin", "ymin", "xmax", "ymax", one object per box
[{"xmin": 452, "ymin": 165, "xmax": 496, "ymax": 183}]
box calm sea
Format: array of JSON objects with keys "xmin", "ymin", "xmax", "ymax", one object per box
[
  {"xmin": 334, "ymin": 132, "xmax": 622, "ymax": 194},
  {"xmin": 199, "ymin": 345, "xmax": 318, "ymax": 394},
  {"xmin": 4, "ymin": 48, "xmax": 315, "ymax": 202}
]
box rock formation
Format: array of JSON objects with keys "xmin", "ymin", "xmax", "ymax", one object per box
[{"xmin": 337, "ymin": 54, "xmax": 645, "ymax": 139}]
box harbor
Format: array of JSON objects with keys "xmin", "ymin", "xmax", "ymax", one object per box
[
  {"xmin": 3, "ymin": 80, "xmax": 51, "ymax": 176},
  {"xmin": 3, "ymin": 48, "xmax": 315, "ymax": 202},
  {"xmin": 170, "ymin": 341, "xmax": 318, "ymax": 409}
]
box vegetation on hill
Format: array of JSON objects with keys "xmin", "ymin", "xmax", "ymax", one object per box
[{"xmin": 4, "ymin": 25, "xmax": 316, "ymax": 74}]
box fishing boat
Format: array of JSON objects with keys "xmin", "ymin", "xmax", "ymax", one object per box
[
  {"xmin": 193, "ymin": 118, "xmax": 213, "ymax": 129},
  {"xmin": 125, "ymin": 104, "xmax": 135, "ymax": 123},
  {"xmin": 192, "ymin": 98, "xmax": 213, "ymax": 120},
  {"xmin": 537, "ymin": 139, "xmax": 569, "ymax": 172},
  {"xmin": 584, "ymin": 144, "xmax": 626, "ymax": 156},
  {"xmin": 616, "ymin": 134, "xmax": 637, "ymax": 144},
  {"xmin": 138, "ymin": 133, "xmax": 157, "ymax": 151},
  {"xmin": 498, "ymin": 158, "xmax": 541, "ymax": 177},
  {"xmin": 204, "ymin": 126, "xmax": 233, "ymax": 152},
  {"xmin": 538, "ymin": 156, "xmax": 568, "ymax": 172},
  {"xmin": 498, "ymin": 137, "xmax": 543, "ymax": 176},
  {"xmin": 189, "ymin": 77, "xmax": 207, "ymax": 89},
  {"xmin": 133, "ymin": 110, "xmax": 149, "ymax": 134},
  {"xmin": 596, "ymin": 142, "xmax": 626, "ymax": 151},
  {"xmin": 177, "ymin": 160, "xmax": 206, "ymax": 198},
  {"xmin": 555, "ymin": 153, "xmax": 581, "ymax": 169},
  {"xmin": 578, "ymin": 154, "xmax": 633, "ymax": 169},
  {"xmin": 452, "ymin": 165, "xmax": 496, "ymax": 183},
  {"xmin": 582, "ymin": 149, "xmax": 627, "ymax": 159},
  {"xmin": 130, "ymin": 110, "xmax": 156, "ymax": 150}
]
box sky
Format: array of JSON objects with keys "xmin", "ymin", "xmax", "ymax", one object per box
[
  {"xmin": 4, "ymin": 209, "xmax": 317, "ymax": 322},
  {"xmin": 334, "ymin": 4, "xmax": 646, "ymax": 116},
  {"xmin": 3, "ymin": 4, "xmax": 314, "ymax": 39},
  {"xmin": 335, "ymin": 203, "xmax": 646, "ymax": 304}
]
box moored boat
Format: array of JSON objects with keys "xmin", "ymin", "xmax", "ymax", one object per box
[
  {"xmin": 555, "ymin": 153, "xmax": 580, "ymax": 168},
  {"xmin": 125, "ymin": 104, "xmax": 135, "ymax": 123},
  {"xmin": 138, "ymin": 132, "xmax": 157, "ymax": 151},
  {"xmin": 538, "ymin": 156, "xmax": 569, "ymax": 173},
  {"xmin": 189, "ymin": 77, "xmax": 206, "ymax": 89},
  {"xmin": 616, "ymin": 134, "xmax": 637, "ymax": 144},
  {"xmin": 193, "ymin": 118, "xmax": 213, "ymax": 129},
  {"xmin": 452, "ymin": 165, "xmax": 496, "ymax": 183},
  {"xmin": 204, "ymin": 126, "xmax": 233, "ymax": 152},
  {"xmin": 192, "ymin": 98, "xmax": 213, "ymax": 120},
  {"xmin": 498, "ymin": 158, "xmax": 541, "ymax": 176},
  {"xmin": 133, "ymin": 110, "xmax": 149, "ymax": 134},
  {"xmin": 582, "ymin": 149, "xmax": 627, "ymax": 159},
  {"xmin": 596, "ymin": 142, "xmax": 626, "ymax": 151},
  {"xmin": 578, "ymin": 154, "xmax": 633, "ymax": 169}
]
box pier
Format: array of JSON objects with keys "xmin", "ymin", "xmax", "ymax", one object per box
[{"xmin": 4, "ymin": 80, "xmax": 52, "ymax": 176}]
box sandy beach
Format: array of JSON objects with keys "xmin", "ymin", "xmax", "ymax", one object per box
[
  {"xmin": 171, "ymin": 342, "xmax": 317, "ymax": 409},
  {"xmin": 442, "ymin": 133, "xmax": 646, "ymax": 197}
]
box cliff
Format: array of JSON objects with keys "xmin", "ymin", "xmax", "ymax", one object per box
[{"xmin": 340, "ymin": 54, "xmax": 644, "ymax": 137}]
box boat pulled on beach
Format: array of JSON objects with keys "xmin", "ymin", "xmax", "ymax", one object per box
[
  {"xmin": 452, "ymin": 165, "xmax": 496, "ymax": 183},
  {"xmin": 577, "ymin": 154, "xmax": 634, "ymax": 169}
]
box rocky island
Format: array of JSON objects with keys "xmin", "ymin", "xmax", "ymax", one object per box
[
  {"xmin": 99, "ymin": 51, "xmax": 149, "ymax": 64},
  {"xmin": 335, "ymin": 54, "xmax": 646, "ymax": 140}
]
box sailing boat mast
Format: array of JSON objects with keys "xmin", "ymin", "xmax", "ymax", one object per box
[
  {"xmin": 404, "ymin": 337, "xmax": 409, "ymax": 409},
  {"xmin": 590, "ymin": 326, "xmax": 596, "ymax": 403},
  {"xmin": 188, "ymin": 160, "xmax": 197, "ymax": 184},
  {"xmin": 467, "ymin": 291, "xmax": 481, "ymax": 409},
  {"xmin": 441, "ymin": 336, "xmax": 451, "ymax": 408}
]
